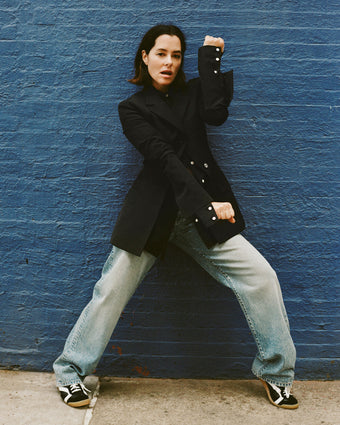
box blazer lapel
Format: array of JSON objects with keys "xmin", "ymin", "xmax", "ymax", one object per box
[{"xmin": 144, "ymin": 86, "xmax": 188, "ymax": 134}]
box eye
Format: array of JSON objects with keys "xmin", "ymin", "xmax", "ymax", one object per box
[
  {"xmin": 157, "ymin": 52, "xmax": 165, "ymax": 56},
  {"xmin": 173, "ymin": 54, "xmax": 181, "ymax": 60}
]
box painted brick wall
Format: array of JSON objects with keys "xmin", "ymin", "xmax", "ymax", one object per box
[{"xmin": 1, "ymin": 0, "xmax": 339, "ymax": 379}]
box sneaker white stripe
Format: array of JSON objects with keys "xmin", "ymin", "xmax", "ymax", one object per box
[
  {"xmin": 268, "ymin": 383, "xmax": 287, "ymax": 405},
  {"xmin": 59, "ymin": 386, "xmax": 73, "ymax": 402},
  {"xmin": 274, "ymin": 395, "xmax": 284, "ymax": 405}
]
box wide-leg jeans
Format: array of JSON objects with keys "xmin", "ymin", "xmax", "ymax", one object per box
[{"xmin": 53, "ymin": 214, "xmax": 296, "ymax": 388}]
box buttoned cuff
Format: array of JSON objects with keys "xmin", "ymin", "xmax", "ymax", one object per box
[
  {"xmin": 194, "ymin": 203, "xmax": 218, "ymax": 228},
  {"xmin": 198, "ymin": 45, "xmax": 223, "ymax": 76}
]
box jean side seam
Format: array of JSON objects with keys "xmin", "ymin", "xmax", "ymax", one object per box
[{"xmin": 67, "ymin": 297, "xmax": 92, "ymax": 353}]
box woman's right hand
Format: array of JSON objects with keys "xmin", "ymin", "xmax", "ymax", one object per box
[{"xmin": 211, "ymin": 202, "xmax": 236, "ymax": 223}]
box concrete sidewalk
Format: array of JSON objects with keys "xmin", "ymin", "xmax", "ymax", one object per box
[{"xmin": 1, "ymin": 371, "xmax": 339, "ymax": 425}]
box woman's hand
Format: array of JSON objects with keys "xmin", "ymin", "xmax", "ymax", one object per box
[
  {"xmin": 203, "ymin": 35, "xmax": 224, "ymax": 53},
  {"xmin": 211, "ymin": 202, "xmax": 235, "ymax": 223}
]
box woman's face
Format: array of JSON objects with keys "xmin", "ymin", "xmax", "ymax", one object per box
[{"xmin": 142, "ymin": 34, "xmax": 182, "ymax": 92}]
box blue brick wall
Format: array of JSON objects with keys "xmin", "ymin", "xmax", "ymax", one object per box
[{"xmin": 1, "ymin": 1, "xmax": 339, "ymax": 379}]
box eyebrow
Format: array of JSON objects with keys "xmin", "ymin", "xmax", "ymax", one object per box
[{"xmin": 156, "ymin": 48, "xmax": 182, "ymax": 54}]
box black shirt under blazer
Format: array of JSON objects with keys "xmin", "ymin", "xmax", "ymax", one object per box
[{"xmin": 110, "ymin": 45, "xmax": 245, "ymax": 257}]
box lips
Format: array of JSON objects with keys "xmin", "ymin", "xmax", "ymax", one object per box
[{"xmin": 160, "ymin": 70, "xmax": 173, "ymax": 77}]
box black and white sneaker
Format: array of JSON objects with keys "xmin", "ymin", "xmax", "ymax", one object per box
[
  {"xmin": 261, "ymin": 380, "xmax": 299, "ymax": 409},
  {"xmin": 58, "ymin": 383, "xmax": 91, "ymax": 407}
]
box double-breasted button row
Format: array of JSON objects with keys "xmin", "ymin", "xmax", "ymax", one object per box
[
  {"xmin": 188, "ymin": 161, "xmax": 210, "ymax": 185},
  {"xmin": 189, "ymin": 160, "xmax": 209, "ymax": 168}
]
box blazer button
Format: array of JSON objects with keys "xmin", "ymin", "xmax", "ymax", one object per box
[
  {"xmin": 216, "ymin": 57, "xmax": 220, "ymax": 61},
  {"xmin": 204, "ymin": 163, "xmax": 209, "ymax": 168},
  {"xmin": 190, "ymin": 160, "xmax": 195, "ymax": 165},
  {"xmin": 201, "ymin": 179, "xmax": 205, "ymax": 183},
  {"xmin": 208, "ymin": 206, "xmax": 212, "ymax": 211},
  {"xmin": 195, "ymin": 218, "xmax": 199, "ymax": 223},
  {"xmin": 212, "ymin": 216, "xmax": 217, "ymax": 221},
  {"xmin": 216, "ymin": 47, "xmax": 220, "ymax": 52},
  {"xmin": 214, "ymin": 70, "xmax": 218, "ymax": 74}
]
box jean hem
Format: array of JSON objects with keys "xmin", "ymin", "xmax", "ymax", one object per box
[
  {"xmin": 252, "ymin": 369, "xmax": 294, "ymax": 388},
  {"xmin": 56, "ymin": 378, "xmax": 84, "ymax": 387}
]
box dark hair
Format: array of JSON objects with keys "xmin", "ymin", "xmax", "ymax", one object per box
[{"xmin": 129, "ymin": 24, "xmax": 186, "ymax": 88}]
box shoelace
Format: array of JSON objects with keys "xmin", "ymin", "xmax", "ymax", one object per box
[
  {"xmin": 282, "ymin": 386, "xmax": 291, "ymax": 398},
  {"xmin": 69, "ymin": 383, "xmax": 90, "ymax": 394}
]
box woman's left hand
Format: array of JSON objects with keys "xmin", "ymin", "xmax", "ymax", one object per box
[{"xmin": 203, "ymin": 35, "xmax": 224, "ymax": 53}]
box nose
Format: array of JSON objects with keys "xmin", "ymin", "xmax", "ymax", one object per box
[{"xmin": 164, "ymin": 54, "xmax": 173, "ymax": 66}]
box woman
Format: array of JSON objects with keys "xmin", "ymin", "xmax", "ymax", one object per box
[{"xmin": 54, "ymin": 24, "xmax": 298, "ymax": 410}]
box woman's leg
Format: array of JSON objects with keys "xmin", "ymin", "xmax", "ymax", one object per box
[
  {"xmin": 53, "ymin": 246, "xmax": 156, "ymax": 386},
  {"xmin": 170, "ymin": 215, "xmax": 296, "ymax": 387}
]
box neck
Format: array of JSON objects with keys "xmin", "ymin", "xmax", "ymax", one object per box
[{"xmin": 152, "ymin": 83, "xmax": 170, "ymax": 94}]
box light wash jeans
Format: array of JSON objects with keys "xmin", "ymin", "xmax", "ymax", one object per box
[{"xmin": 53, "ymin": 214, "xmax": 296, "ymax": 387}]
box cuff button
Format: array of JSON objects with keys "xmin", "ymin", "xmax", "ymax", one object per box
[
  {"xmin": 195, "ymin": 218, "xmax": 199, "ymax": 223},
  {"xmin": 216, "ymin": 57, "xmax": 220, "ymax": 61}
]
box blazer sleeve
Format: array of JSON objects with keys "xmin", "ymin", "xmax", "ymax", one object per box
[
  {"xmin": 118, "ymin": 99, "xmax": 216, "ymax": 222},
  {"xmin": 198, "ymin": 45, "xmax": 234, "ymax": 126}
]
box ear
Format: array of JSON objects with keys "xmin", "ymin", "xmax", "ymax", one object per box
[{"xmin": 142, "ymin": 50, "xmax": 148, "ymax": 66}]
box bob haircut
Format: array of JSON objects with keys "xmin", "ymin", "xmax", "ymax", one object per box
[{"xmin": 129, "ymin": 24, "xmax": 187, "ymax": 88}]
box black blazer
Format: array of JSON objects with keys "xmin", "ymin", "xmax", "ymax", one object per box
[{"xmin": 110, "ymin": 46, "xmax": 245, "ymax": 256}]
